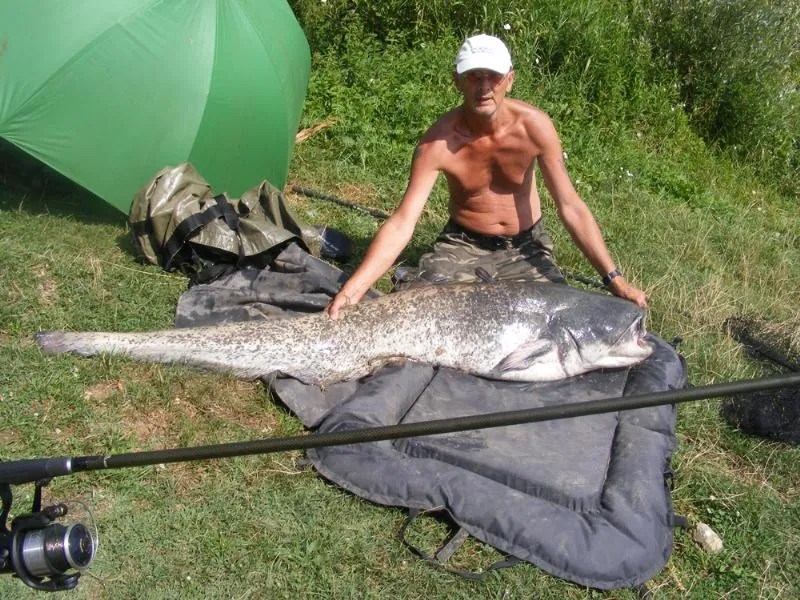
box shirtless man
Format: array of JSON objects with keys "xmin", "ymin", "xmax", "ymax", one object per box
[{"xmin": 327, "ymin": 34, "xmax": 647, "ymax": 319}]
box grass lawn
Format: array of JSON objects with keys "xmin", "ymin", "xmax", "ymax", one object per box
[
  {"xmin": 1, "ymin": 130, "xmax": 798, "ymax": 598},
  {"xmin": 2, "ymin": 2, "xmax": 800, "ymax": 590}
]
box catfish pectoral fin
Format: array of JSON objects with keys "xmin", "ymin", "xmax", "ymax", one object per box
[{"xmin": 493, "ymin": 340, "xmax": 553, "ymax": 373}]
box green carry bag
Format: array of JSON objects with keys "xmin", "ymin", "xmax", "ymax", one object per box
[{"xmin": 129, "ymin": 164, "xmax": 321, "ymax": 281}]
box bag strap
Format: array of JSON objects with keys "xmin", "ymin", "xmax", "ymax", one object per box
[
  {"xmin": 398, "ymin": 508, "xmax": 521, "ymax": 580},
  {"xmin": 129, "ymin": 217, "xmax": 153, "ymax": 239},
  {"xmin": 163, "ymin": 195, "xmax": 242, "ymax": 271},
  {"xmin": 212, "ymin": 195, "xmax": 246, "ymax": 268},
  {"xmin": 188, "ymin": 263, "xmax": 239, "ymax": 288}
]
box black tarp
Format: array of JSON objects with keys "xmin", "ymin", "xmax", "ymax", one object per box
[{"xmin": 175, "ymin": 243, "xmax": 687, "ymax": 589}]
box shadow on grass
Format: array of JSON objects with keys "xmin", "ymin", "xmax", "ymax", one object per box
[
  {"xmin": 322, "ymin": 233, "xmax": 435, "ymax": 277},
  {"xmin": 0, "ymin": 138, "xmax": 126, "ymax": 226},
  {"xmin": 1, "ymin": 139, "xmax": 440, "ymax": 276}
]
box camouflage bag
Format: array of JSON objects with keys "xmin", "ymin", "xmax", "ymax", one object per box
[{"xmin": 129, "ymin": 163, "xmax": 320, "ymax": 283}]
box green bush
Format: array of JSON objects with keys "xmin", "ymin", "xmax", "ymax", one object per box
[
  {"xmin": 648, "ymin": 0, "xmax": 800, "ymax": 196},
  {"xmin": 289, "ymin": 0, "xmax": 521, "ymax": 49},
  {"xmin": 299, "ymin": 28, "xmax": 459, "ymax": 181},
  {"xmin": 292, "ymin": 2, "xmax": 678, "ymax": 173},
  {"xmin": 288, "ymin": 0, "xmax": 798, "ymax": 200},
  {"xmin": 290, "ymin": 0, "xmax": 672, "ymax": 122}
]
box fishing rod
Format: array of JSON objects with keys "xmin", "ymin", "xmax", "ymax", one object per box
[
  {"xmin": 3, "ymin": 372, "xmax": 799, "ymax": 592},
  {"xmin": 292, "ymin": 186, "xmax": 391, "ymax": 220},
  {"xmin": 4, "ymin": 373, "xmax": 800, "ymax": 484}
]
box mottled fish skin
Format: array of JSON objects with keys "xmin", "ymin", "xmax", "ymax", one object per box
[{"xmin": 36, "ymin": 282, "xmax": 654, "ymax": 387}]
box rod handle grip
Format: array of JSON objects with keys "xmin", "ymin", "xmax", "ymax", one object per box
[{"xmin": 0, "ymin": 458, "xmax": 72, "ymax": 485}]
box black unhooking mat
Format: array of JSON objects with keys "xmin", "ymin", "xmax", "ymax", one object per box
[{"xmin": 176, "ymin": 243, "xmax": 687, "ymax": 590}]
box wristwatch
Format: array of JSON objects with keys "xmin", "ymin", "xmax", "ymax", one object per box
[{"xmin": 602, "ymin": 269, "xmax": 622, "ymax": 287}]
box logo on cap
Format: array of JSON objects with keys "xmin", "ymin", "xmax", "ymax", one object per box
[{"xmin": 455, "ymin": 34, "xmax": 512, "ymax": 75}]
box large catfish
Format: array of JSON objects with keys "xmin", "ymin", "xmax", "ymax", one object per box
[{"xmin": 36, "ymin": 282, "xmax": 653, "ymax": 387}]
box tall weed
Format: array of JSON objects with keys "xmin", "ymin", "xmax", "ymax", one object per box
[
  {"xmin": 289, "ymin": 0, "xmax": 799, "ymax": 200},
  {"xmin": 648, "ymin": 0, "xmax": 800, "ymax": 197}
]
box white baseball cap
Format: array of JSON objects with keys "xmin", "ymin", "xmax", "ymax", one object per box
[{"xmin": 455, "ymin": 34, "xmax": 512, "ymax": 75}]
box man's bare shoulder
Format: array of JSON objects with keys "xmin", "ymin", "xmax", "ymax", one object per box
[
  {"xmin": 419, "ymin": 108, "xmax": 464, "ymax": 144},
  {"xmin": 505, "ymin": 99, "xmax": 557, "ymax": 136},
  {"xmin": 411, "ymin": 108, "xmax": 465, "ymax": 165}
]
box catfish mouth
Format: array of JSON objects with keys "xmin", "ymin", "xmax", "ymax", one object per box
[
  {"xmin": 636, "ymin": 315, "xmax": 648, "ymax": 344},
  {"xmin": 615, "ymin": 315, "xmax": 652, "ymax": 352},
  {"xmin": 633, "ymin": 316, "xmax": 654, "ymax": 354}
]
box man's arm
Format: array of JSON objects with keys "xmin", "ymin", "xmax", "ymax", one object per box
[
  {"xmin": 326, "ymin": 143, "xmax": 441, "ymax": 319},
  {"xmin": 535, "ymin": 115, "xmax": 647, "ymax": 307}
]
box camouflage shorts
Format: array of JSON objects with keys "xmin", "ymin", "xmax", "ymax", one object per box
[{"xmin": 396, "ymin": 218, "xmax": 566, "ymax": 288}]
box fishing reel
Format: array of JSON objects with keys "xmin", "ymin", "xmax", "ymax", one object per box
[{"xmin": 1, "ymin": 477, "xmax": 97, "ymax": 592}]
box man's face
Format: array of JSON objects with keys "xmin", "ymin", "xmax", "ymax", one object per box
[{"xmin": 454, "ymin": 69, "xmax": 514, "ymax": 117}]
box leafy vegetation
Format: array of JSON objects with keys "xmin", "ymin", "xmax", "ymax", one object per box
[
  {"xmin": 2, "ymin": 1, "xmax": 799, "ymax": 598},
  {"xmin": 292, "ymin": 0, "xmax": 800, "ymax": 199}
]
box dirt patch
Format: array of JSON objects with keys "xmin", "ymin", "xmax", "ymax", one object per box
[
  {"xmin": 160, "ymin": 461, "xmax": 211, "ymax": 498},
  {"xmin": 32, "ymin": 263, "xmax": 58, "ymax": 305},
  {"xmin": 201, "ymin": 381, "xmax": 279, "ymax": 433},
  {"xmin": 11, "ymin": 335, "xmax": 35, "ymax": 348},
  {"xmin": 28, "ymin": 396, "xmax": 57, "ymax": 424},
  {"xmin": 0, "ymin": 426, "xmax": 21, "ymax": 449},
  {"xmin": 84, "ymin": 379, "xmax": 125, "ymax": 401},
  {"xmin": 175, "ymin": 378, "xmax": 279, "ymax": 434},
  {"xmin": 123, "ymin": 406, "xmax": 177, "ymax": 446},
  {"xmin": 111, "ymin": 378, "xmax": 277, "ymax": 446},
  {"xmin": 333, "ymin": 181, "xmax": 380, "ymax": 208}
]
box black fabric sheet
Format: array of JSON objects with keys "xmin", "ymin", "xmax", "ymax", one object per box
[{"xmin": 175, "ymin": 243, "xmax": 687, "ymax": 589}]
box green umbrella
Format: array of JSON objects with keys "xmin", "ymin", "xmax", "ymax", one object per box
[{"xmin": 0, "ymin": 0, "xmax": 310, "ymax": 214}]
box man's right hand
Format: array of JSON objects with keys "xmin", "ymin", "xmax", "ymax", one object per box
[{"xmin": 325, "ymin": 291, "xmax": 356, "ymax": 320}]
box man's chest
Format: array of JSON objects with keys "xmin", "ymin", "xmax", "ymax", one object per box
[{"xmin": 445, "ymin": 136, "xmax": 537, "ymax": 193}]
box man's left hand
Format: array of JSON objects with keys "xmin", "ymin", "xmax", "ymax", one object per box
[{"xmin": 608, "ymin": 277, "xmax": 648, "ymax": 308}]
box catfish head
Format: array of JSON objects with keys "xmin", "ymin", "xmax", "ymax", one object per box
[
  {"xmin": 554, "ymin": 300, "xmax": 654, "ymax": 373},
  {"xmin": 489, "ymin": 294, "xmax": 653, "ymax": 382}
]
